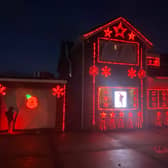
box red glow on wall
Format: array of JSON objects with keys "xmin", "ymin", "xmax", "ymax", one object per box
[
  {"xmin": 138, "ymin": 69, "xmax": 146, "ymax": 79},
  {"xmin": 165, "ymin": 111, "xmax": 168, "ymax": 126},
  {"xmin": 100, "ymin": 112, "xmax": 107, "ymax": 131},
  {"xmin": 101, "ymin": 66, "xmax": 111, "ymax": 77},
  {"xmin": 155, "ymin": 111, "xmax": 162, "ymax": 127},
  {"xmin": 118, "ymin": 111, "xmax": 124, "ymax": 128},
  {"xmin": 128, "ymin": 32, "xmax": 135, "ymax": 40},
  {"xmin": 147, "ymin": 56, "xmax": 160, "ymax": 67},
  {"xmin": 104, "ymin": 27, "xmax": 112, "ymax": 38},
  {"xmin": 128, "ymin": 67, "xmax": 136, "ymax": 79},
  {"xmin": 156, "ymin": 77, "xmax": 168, "ymax": 80},
  {"xmin": 113, "ymin": 22, "xmax": 127, "ymax": 38},
  {"xmin": 147, "ymin": 89, "xmax": 168, "ymax": 109},
  {"xmin": 97, "ymin": 37, "xmax": 140, "ymax": 66},
  {"xmin": 52, "ymin": 85, "xmax": 65, "ymax": 98},
  {"xmin": 26, "ymin": 96, "xmax": 38, "ymax": 109},
  {"xmin": 0, "ymin": 84, "xmax": 6, "ymax": 96},
  {"xmin": 92, "ymin": 42, "xmax": 96, "ymax": 126},
  {"xmin": 109, "ymin": 112, "xmax": 116, "ymax": 129},
  {"xmin": 128, "ymin": 112, "xmax": 133, "ymax": 128},
  {"xmin": 89, "ymin": 65, "xmax": 99, "ymax": 76},
  {"xmin": 136, "ymin": 112, "xmax": 143, "ymax": 128}
]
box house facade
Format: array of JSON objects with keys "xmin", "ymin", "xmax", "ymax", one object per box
[{"xmin": 64, "ymin": 17, "xmax": 167, "ymax": 130}]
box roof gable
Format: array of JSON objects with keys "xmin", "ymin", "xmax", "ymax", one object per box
[{"xmin": 83, "ymin": 17, "xmax": 152, "ymax": 47}]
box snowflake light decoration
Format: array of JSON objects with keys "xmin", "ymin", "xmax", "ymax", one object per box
[
  {"xmin": 104, "ymin": 27, "xmax": 112, "ymax": 38},
  {"xmin": 0, "ymin": 84, "xmax": 6, "ymax": 96},
  {"xmin": 101, "ymin": 66, "xmax": 111, "ymax": 77},
  {"xmin": 128, "ymin": 67, "xmax": 136, "ymax": 79},
  {"xmin": 113, "ymin": 22, "xmax": 127, "ymax": 39},
  {"xmin": 89, "ymin": 65, "xmax": 99, "ymax": 76},
  {"xmin": 52, "ymin": 85, "xmax": 65, "ymax": 98}
]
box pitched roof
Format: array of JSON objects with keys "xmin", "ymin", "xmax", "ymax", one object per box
[{"xmin": 83, "ymin": 17, "xmax": 152, "ymax": 47}]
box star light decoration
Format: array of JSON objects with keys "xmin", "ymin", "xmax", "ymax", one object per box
[
  {"xmin": 104, "ymin": 27, "xmax": 112, "ymax": 38},
  {"xmin": 100, "ymin": 112, "xmax": 107, "ymax": 119},
  {"xmin": 52, "ymin": 85, "xmax": 65, "ymax": 98},
  {"xmin": 113, "ymin": 22, "xmax": 127, "ymax": 38},
  {"xmin": 128, "ymin": 32, "xmax": 135, "ymax": 40},
  {"xmin": 128, "ymin": 67, "xmax": 136, "ymax": 79},
  {"xmin": 101, "ymin": 66, "xmax": 111, "ymax": 77},
  {"xmin": 138, "ymin": 69, "xmax": 146, "ymax": 79},
  {"xmin": 89, "ymin": 65, "xmax": 99, "ymax": 76},
  {"xmin": 0, "ymin": 83, "xmax": 6, "ymax": 96}
]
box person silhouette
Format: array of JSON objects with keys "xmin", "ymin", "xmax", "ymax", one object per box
[
  {"xmin": 119, "ymin": 93, "xmax": 124, "ymax": 106},
  {"xmin": 5, "ymin": 106, "xmax": 15, "ymax": 133}
]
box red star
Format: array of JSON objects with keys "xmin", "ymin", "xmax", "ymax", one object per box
[
  {"xmin": 89, "ymin": 65, "xmax": 99, "ymax": 76},
  {"xmin": 154, "ymin": 58, "xmax": 160, "ymax": 66},
  {"xmin": 52, "ymin": 85, "xmax": 64, "ymax": 98},
  {"xmin": 101, "ymin": 66, "xmax": 111, "ymax": 77},
  {"xmin": 100, "ymin": 112, "xmax": 107, "ymax": 119},
  {"xmin": 128, "ymin": 32, "xmax": 135, "ymax": 40},
  {"xmin": 138, "ymin": 69, "xmax": 146, "ymax": 79},
  {"xmin": 0, "ymin": 84, "xmax": 6, "ymax": 96},
  {"xmin": 113, "ymin": 22, "xmax": 127, "ymax": 38},
  {"xmin": 110, "ymin": 112, "xmax": 115, "ymax": 118},
  {"xmin": 128, "ymin": 67, "xmax": 136, "ymax": 79},
  {"xmin": 104, "ymin": 27, "xmax": 112, "ymax": 38}
]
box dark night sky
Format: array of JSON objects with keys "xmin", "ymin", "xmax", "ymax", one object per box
[{"xmin": 0, "ymin": 0, "xmax": 168, "ymax": 75}]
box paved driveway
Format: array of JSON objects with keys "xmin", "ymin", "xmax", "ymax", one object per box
[{"xmin": 0, "ymin": 129, "xmax": 168, "ymax": 168}]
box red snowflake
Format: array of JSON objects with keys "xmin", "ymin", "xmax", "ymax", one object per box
[
  {"xmin": 138, "ymin": 69, "xmax": 146, "ymax": 79},
  {"xmin": 113, "ymin": 22, "xmax": 127, "ymax": 39},
  {"xmin": 0, "ymin": 84, "xmax": 6, "ymax": 96},
  {"xmin": 89, "ymin": 65, "xmax": 99, "ymax": 76},
  {"xmin": 52, "ymin": 85, "xmax": 64, "ymax": 98},
  {"xmin": 101, "ymin": 66, "xmax": 111, "ymax": 77},
  {"xmin": 104, "ymin": 27, "xmax": 112, "ymax": 38},
  {"xmin": 128, "ymin": 67, "xmax": 136, "ymax": 79}
]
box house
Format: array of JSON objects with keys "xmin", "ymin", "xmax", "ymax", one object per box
[{"xmin": 59, "ymin": 17, "xmax": 168, "ymax": 130}]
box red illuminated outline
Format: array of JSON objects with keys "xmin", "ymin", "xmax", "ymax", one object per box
[
  {"xmin": 62, "ymin": 84, "xmax": 66, "ymax": 132},
  {"xmin": 104, "ymin": 27, "xmax": 112, "ymax": 38},
  {"xmin": 147, "ymin": 89, "xmax": 168, "ymax": 110},
  {"xmin": 97, "ymin": 37, "xmax": 140, "ymax": 66},
  {"xmin": 140, "ymin": 47, "xmax": 144, "ymax": 126},
  {"xmin": 146, "ymin": 56, "xmax": 160, "ymax": 67},
  {"xmin": 98, "ymin": 86, "xmax": 139, "ymax": 111},
  {"xmin": 92, "ymin": 42, "xmax": 96, "ymax": 125},
  {"xmin": 83, "ymin": 17, "xmax": 152, "ymax": 47},
  {"xmin": 113, "ymin": 22, "xmax": 127, "ymax": 38}
]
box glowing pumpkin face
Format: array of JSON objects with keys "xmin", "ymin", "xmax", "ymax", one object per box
[{"xmin": 26, "ymin": 96, "xmax": 38, "ymax": 109}]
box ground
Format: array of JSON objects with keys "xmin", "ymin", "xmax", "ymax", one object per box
[{"xmin": 0, "ymin": 129, "xmax": 168, "ymax": 168}]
